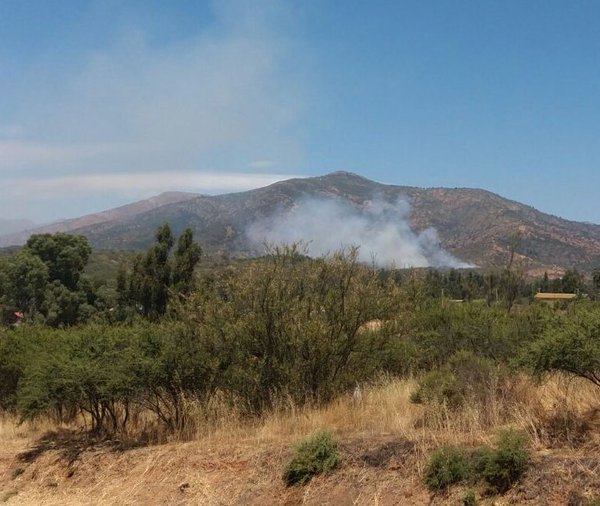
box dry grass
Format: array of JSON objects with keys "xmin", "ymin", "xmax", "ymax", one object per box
[
  {"xmin": 194, "ymin": 373, "xmax": 600, "ymax": 450},
  {"xmin": 1, "ymin": 375, "xmax": 600, "ymax": 505}
]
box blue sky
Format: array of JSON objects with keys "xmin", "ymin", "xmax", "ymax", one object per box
[{"xmin": 1, "ymin": 0, "xmax": 599, "ymax": 223}]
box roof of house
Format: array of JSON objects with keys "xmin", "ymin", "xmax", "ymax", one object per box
[{"xmin": 534, "ymin": 292, "xmax": 577, "ymax": 300}]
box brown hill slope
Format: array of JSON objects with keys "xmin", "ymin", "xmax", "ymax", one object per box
[
  {"xmin": 1, "ymin": 377, "xmax": 599, "ymax": 505},
  {"xmin": 0, "ymin": 192, "xmax": 199, "ymax": 248},
  {"xmin": 2, "ymin": 172, "xmax": 599, "ymax": 273}
]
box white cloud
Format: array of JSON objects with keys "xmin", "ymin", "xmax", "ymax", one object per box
[
  {"xmin": 0, "ymin": 0, "xmax": 308, "ymax": 218},
  {"xmin": 0, "ymin": 141, "xmax": 133, "ymax": 169},
  {"xmin": 7, "ymin": 170, "xmax": 302, "ymax": 198}
]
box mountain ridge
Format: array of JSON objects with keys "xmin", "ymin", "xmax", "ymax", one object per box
[
  {"xmin": 0, "ymin": 191, "xmax": 200, "ymax": 247},
  {"xmin": 2, "ymin": 172, "xmax": 599, "ymax": 274}
]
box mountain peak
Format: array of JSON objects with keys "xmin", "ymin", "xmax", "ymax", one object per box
[{"xmin": 322, "ymin": 170, "xmax": 372, "ymax": 181}]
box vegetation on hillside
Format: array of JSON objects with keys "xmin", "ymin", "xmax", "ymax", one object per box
[{"xmin": 1, "ymin": 226, "xmax": 600, "ymax": 501}]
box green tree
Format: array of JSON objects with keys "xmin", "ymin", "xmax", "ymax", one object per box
[
  {"xmin": 122, "ymin": 224, "xmax": 201, "ymax": 318},
  {"xmin": 500, "ymin": 234, "xmax": 525, "ymax": 312},
  {"xmin": 525, "ymin": 306, "xmax": 600, "ymax": 388},
  {"xmin": 182, "ymin": 245, "xmax": 399, "ymax": 410},
  {"xmin": 594, "ymin": 268, "xmax": 600, "ymax": 289},
  {"xmin": 172, "ymin": 228, "xmax": 202, "ymax": 295},
  {"xmin": 540, "ymin": 272, "xmax": 550, "ymax": 293},
  {"xmin": 561, "ymin": 269, "xmax": 585, "ymax": 294},
  {"xmin": 591, "ymin": 268, "xmax": 600, "ymax": 299},
  {"xmin": 0, "ymin": 251, "xmax": 49, "ymax": 319},
  {"xmin": 0, "ymin": 233, "xmax": 96, "ymax": 326},
  {"xmin": 43, "ymin": 281, "xmax": 86, "ymax": 327},
  {"xmin": 26, "ymin": 233, "xmax": 92, "ymax": 290}
]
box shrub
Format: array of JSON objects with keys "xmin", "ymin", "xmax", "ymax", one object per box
[
  {"xmin": 462, "ymin": 489, "xmax": 477, "ymax": 506},
  {"xmin": 411, "ymin": 351, "xmax": 498, "ymax": 408},
  {"xmin": 410, "ymin": 369, "xmax": 461, "ymax": 406},
  {"xmin": 482, "ymin": 429, "xmax": 529, "ymax": 493},
  {"xmin": 424, "ymin": 446, "xmax": 471, "ymax": 491},
  {"xmin": 424, "ymin": 429, "xmax": 529, "ymax": 494},
  {"xmin": 523, "ymin": 305, "xmax": 600, "ymax": 389},
  {"xmin": 283, "ymin": 431, "xmax": 340, "ymax": 486}
]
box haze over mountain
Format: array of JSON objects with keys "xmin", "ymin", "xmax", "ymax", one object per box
[
  {"xmin": 0, "ymin": 218, "xmax": 37, "ymax": 237},
  {"xmin": 0, "ymin": 191, "xmax": 198, "ymax": 247},
  {"xmin": 2, "ymin": 172, "xmax": 599, "ymax": 275}
]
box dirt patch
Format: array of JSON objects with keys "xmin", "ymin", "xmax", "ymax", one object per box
[{"xmin": 360, "ymin": 439, "xmax": 416, "ymax": 468}]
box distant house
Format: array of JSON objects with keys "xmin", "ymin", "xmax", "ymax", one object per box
[
  {"xmin": 534, "ymin": 292, "xmax": 577, "ymax": 303},
  {"xmin": 358, "ymin": 319, "xmax": 384, "ymax": 333}
]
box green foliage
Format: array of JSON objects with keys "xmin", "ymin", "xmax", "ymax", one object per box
[
  {"xmin": 424, "ymin": 446, "xmax": 471, "ymax": 491},
  {"xmin": 120, "ymin": 224, "xmax": 201, "ymax": 319},
  {"xmin": 0, "ymin": 251, "xmax": 48, "ymax": 317},
  {"xmin": 410, "ymin": 368, "xmax": 462, "ymax": 406},
  {"xmin": 411, "ymin": 351, "xmax": 499, "ymax": 408},
  {"xmin": 186, "ymin": 245, "xmax": 400, "ymax": 409},
  {"xmin": 462, "ymin": 489, "xmax": 477, "ymax": 506},
  {"xmin": 172, "ymin": 228, "xmax": 202, "ymax": 295},
  {"xmin": 424, "ymin": 429, "xmax": 529, "ymax": 493},
  {"xmin": 561, "ymin": 269, "xmax": 585, "ymax": 294},
  {"xmin": 481, "ymin": 429, "xmax": 529, "ymax": 493},
  {"xmin": 283, "ymin": 431, "xmax": 339, "ymax": 486},
  {"xmin": 1, "ymin": 232, "xmax": 599, "ymax": 452},
  {"xmin": 26, "ymin": 233, "xmax": 91, "ymax": 290},
  {"xmin": 0, "ymin": 233, "xmax": 98, "ymax": 327},
  {"xmin": 593, "ymin": 268, "xmax": 600, "ymax": 291},
  {"xmin": 524, "ymin": 304, "xmax": 600, "ymax": 388},
  {"xmin": 1, "ymin": 322, "xmax": 215, "ymax": 434},
  {"xmin": 43, "ymin": 281, "xmax": 86, "ymax": 327},
  {"xmin": 402, "ymin": 301, "xmax": 551, "ymax": 371},
  {"xmin": 0, "ymin": 245, "xmax": 402, "ymax": 433}
]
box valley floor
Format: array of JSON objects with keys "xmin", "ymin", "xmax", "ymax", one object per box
[{"xmin": 1, "ymin": 378, "xmax": 600, "ymax": 505}]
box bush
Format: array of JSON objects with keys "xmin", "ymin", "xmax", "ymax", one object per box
[
  {"xmin": 523, "ymin": 305, "xmax": 600, "ymax": 389},
  {"xmin": 283, "ymin": 431, "xmax": 340, "ymax": 486},
  {"xmin": 410, "ymin": 369, "xmax": 461, "ymax": 406},
  {"xmin": 424, "ymin": 445, "xmax": 471, "ymax": 491},
  {"xmin": 424, "ymin": 429, "xmax": 529, "ymax": 493},
  {"xmin": 411, "ymin": 351, "xmax": 498, "ymax": 408},
  {"xmin": 462, "ymin": 489, "xmax": 477, "ymax": 506},
  {"xmin": 482, "ymin": 429, "xmax": 529, "ymax": 493}
]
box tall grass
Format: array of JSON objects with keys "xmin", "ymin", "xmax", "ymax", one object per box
[{"xmin": 3, "ymin": 374, "xmax": 599, "ymax": 455}]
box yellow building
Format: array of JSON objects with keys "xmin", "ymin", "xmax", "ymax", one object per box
[{"xmin": 534, "ymin": 292, "xmax": 577, "ymax": 303}]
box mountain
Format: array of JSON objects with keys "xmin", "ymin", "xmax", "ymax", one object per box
[
  {"xmin": 2, "ymin": 172, "xmax": 599, "ymax": 274},
  {"xmin": 0, "ymin": 191, "xmax": 199, "ymax": 248}
]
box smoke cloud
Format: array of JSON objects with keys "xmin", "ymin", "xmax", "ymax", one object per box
[{"xmin": 247, "ymin": 197, "xmax": 473, "ymax": 268}]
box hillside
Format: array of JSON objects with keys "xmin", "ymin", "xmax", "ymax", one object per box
[
  {"xmin": 3, "ymin": 172, "xmax": 600, "ymax": 274},
  {"xmin": 0, "ymin": 192, "xmax": 199, "ymax": 248},
  {"xmin": 1, "ymin": 377, "xmax": 599, "ymax": 505}
]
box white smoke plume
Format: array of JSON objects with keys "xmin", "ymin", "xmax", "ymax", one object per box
[{"xmin": 246, "ymin": 197, "xmax": 473, "ymax": 268}]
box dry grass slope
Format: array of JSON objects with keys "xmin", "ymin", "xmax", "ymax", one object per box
[{"xmin": 1, "ymin": 376, "xmax": 600, "ymax": 505}]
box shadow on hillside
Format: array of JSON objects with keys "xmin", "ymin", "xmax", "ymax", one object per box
[
  {"xmin": 18, "ymin": 428, "xmax": 143, "ymax": 467},
  {"xmin": 341, "ymin": 436, "xmax": 416, "ymax": 469}
]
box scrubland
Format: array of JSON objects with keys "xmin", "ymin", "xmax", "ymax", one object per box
[{"xmin": 2, "ymin": 235, "xmax": 600, "ymax": 504}]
